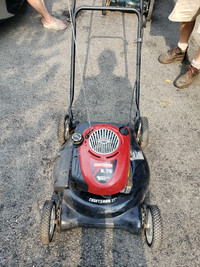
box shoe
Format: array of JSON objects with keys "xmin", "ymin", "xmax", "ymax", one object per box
[
  {"xmin": 158, "ymin": 46, "xmax": 186, "ymax": 64},
  {"xmin": 42, "ymin": 18, "xmax": 67, "ymax": 30},
  {"xmin": 174, "ymin": 65, "xmax": 200, "ymax": 89}
]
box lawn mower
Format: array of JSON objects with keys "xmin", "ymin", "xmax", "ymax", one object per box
[
  {"xmin": 102, "ymin": 0, "xmax": 155, "ymax": 22},
  {"xmin": 40, "ymin": 0, "xmax": 163, "ymax": 249}
]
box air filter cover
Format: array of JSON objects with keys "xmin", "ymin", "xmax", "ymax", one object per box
[
  {"xmin": 79, "ymin": 124, "xmax": 130, "ymax": 195},
  {"xmin": 89, "ymin": 128, "xmax": 119, "ymax": 155}
]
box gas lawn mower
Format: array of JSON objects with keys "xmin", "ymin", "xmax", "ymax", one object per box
[
  {"xmin": 40, "ymin": 0, "xmax": 162, "ymax": 249},
  {"xmin": 102, "ymin": 0, "xmax": 155, "ymax": 22}
]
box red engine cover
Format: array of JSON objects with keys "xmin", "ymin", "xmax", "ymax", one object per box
[{"xmin": 79, "ymin": 124, "xmax": 130, "ymax": 195}]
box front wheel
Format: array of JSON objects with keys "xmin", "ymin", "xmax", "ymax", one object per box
[
  {"xmin": 40, "ymin": 200, "xmax": 57, "ymax": 245},
  {"xmin": 144, "ymin": 205, "xmax": 163, "ymax": 249}
]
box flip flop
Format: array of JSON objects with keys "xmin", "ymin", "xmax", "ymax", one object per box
[{"xmin": 42, "ymin": 18, "xmax": 67, "ymax": 30}]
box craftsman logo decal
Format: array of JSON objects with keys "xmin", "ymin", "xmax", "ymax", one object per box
[
  {"xmin": 89, "ymin": 197, "xmax": 117, "ymax": 204},
  {"xmin": 90, "ymin": 159, "xmax": 117, "ymax": 184},
  {"xmin": 93, "ymin": 163, "xmax": 113, "ymax": 168}
]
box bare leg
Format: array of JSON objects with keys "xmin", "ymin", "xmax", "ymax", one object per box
[
  {"xmin": 27, "ymin": 0, "xmax": 54, "ymax": 23},
  {"xmin": 158, "ymin": 20, "xmax": 196, "ymax": 63},
  {"xmin": 179, "ymin": 20, "xmax": 195, "ymax": 49},
  {"xmin": 27, "ymin": 0, "xmax": 66, "ymax": 28},
  {"xmin": 40, "ymin": 0, "xmax": 49, "ymax": 12}
]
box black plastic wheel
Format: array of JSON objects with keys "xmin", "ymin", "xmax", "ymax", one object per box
[
  {"xmin": 143, "ymin": 191, "xmax": 150, "ymax": 205},
  {"xmin": 136, "ymin": 117, "xmax": 149, "ymax": 150},
  {"xmin": 52, "ymin": 192, "xmax": 60, "ymax": 206},
  {"xmin": 40, "ymin": 200, "xmax": 56, "ymax": 245},
  {"xmin": 58, "ymin": 114, "xmax": 70, "ymax": 145},
  {"xmin": 144, "ymin": 205, "xmax": 163, "ymax": 249},
  {"xmin": 147, "ymin": 0, "xmax": 155, "ymax": 21}
]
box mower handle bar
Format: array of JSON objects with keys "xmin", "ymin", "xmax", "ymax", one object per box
[{"xmin": 69, "ymin": 3, "xmax": 144, "ymax": 124}]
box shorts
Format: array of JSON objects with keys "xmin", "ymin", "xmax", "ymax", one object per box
[{"xmin": 169, "ymin": 0, "xmax": 200, "ymax": 22}]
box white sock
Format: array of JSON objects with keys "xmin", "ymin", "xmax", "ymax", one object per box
[
  {"xmin": 178, "ymin": 42, "xmax": 188, "ymax": 52},
  {"xmin": 191, "ymin": 59, "xmax": 200, "ymax": 69}
]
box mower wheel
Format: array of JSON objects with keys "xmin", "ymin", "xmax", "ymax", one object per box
[
  {"xmin": 144, "ymin": 205, "xmax": 163, "ymax": 249},
  {"xmin": 136, "ymin": 117, "xmax": 149, "ymax": 150},
  {"xmin": 58, "ymin": 114, "xmax": 70, "ymax": 145},
  {"xmin": 147, "ymin": 0, "xmax": 155, "ymax": 21},
  {"xmin": 40, "ymin": 200, "xmax": 57, "ymax": 245},
  {"xmin": 52, "ymin": 192, "xmax": 60, "ymax": 206},
  {"xmin": 143, "ymin": 191, "xmax": 150, "ymax": 205}
]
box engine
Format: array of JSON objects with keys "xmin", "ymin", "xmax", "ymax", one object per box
[{"xmin": 74, "ymin": 124, "xmax": 130, "ymax": 195}]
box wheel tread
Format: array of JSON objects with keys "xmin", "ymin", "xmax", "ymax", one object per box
[
  {"xmin": 145, "ymin": 205, "xmax": 163, "ymax": 249},
  {"xmin": 40, "ymin": 200, "xmax": 56, "ymax": 245},
  {"xmin": 140, "ymin": 117, "xmax": 149, "ymax": 149},
  {"xmin": 58, "ymin": 114, "xmax": 66, "ymax": 145}
]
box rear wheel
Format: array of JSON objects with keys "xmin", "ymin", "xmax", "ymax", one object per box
[
  {"xmin": 136, "ymin": 117, "xmax": 149, "ymax": 149},
  {"xmin": 52, "ymin": 191, "xmax": 60, "ymax": 205},
  {"xmin": 58, "ymin": 114, "xmax": 70, "ymax": 145},
  {"xmin": 40, "ymin": 200, "xmax": 57, "ymax": 245},
  {"xmin": 144, "ymin": 205, "xmax": 163, "ymax": 249},
  {"xmin": 142, "ymin": 191, "xmax": 150, "ymax": 205}
]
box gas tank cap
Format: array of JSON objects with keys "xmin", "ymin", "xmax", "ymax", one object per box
[{"xmin": 72, "ymin": 133, "xmax": 83, "ymax": 145}]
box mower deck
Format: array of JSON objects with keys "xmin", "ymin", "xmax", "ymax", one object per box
[{"xmin": 61, "ymin": 192, "xmax": 142, "ymax": 233}]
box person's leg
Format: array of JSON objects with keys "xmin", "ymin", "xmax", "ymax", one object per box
[
  {"xmin": 40, "ymin": 0, "xmax": 49, "ymax": 12},
  {"xmin": 178, "ymin": 20, "xmax": 196, "ymax": 51},
  {"xmin": 27, "ymin": 0, "xmax": 66, "ymax": 29},
  {"xmin": 158, "ymin": 21, "xmax": 195, "ymax": 64},
  {"xmin": 27, "ymin": 0, "xmax": 54, "ymax": 23},
  {"xmin": 179, "ymin": 20, "xmax": 195, "ymax": 43}
]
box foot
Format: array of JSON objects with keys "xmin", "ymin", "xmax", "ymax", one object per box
[
  {"xmin": 158, "ymin": 46, "xmax": 186, "ymax": 64},
  {"xmin": 42, "ymin": 17, "xmax": 67, "ymax": 30},
  {"xmin": 174, "ymin": 65, "xmax": 200, "ymax": 89}
]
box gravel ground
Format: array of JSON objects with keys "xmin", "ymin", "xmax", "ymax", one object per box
[{"xmin": 0, "ymin": 0, "xmax": 199, "ymax": 266}]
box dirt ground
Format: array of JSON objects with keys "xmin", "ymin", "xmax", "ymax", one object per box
[{"xmin": 0, "ymin": 0, "xmax": 199, "ymax": 266}]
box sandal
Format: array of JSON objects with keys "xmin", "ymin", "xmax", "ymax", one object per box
[{"xmin": 42, "ymin": 18, "xmax": 67, "ymax": 30}]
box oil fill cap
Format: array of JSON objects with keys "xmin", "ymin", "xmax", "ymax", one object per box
[{"xmin": 72, "ymin": 133, "xmax": 83, "ymax": 145}]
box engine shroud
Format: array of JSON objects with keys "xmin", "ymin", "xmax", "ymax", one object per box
[{"xmin": 78, "ymin": 124, "xmax": 130, "ymax": 195}]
